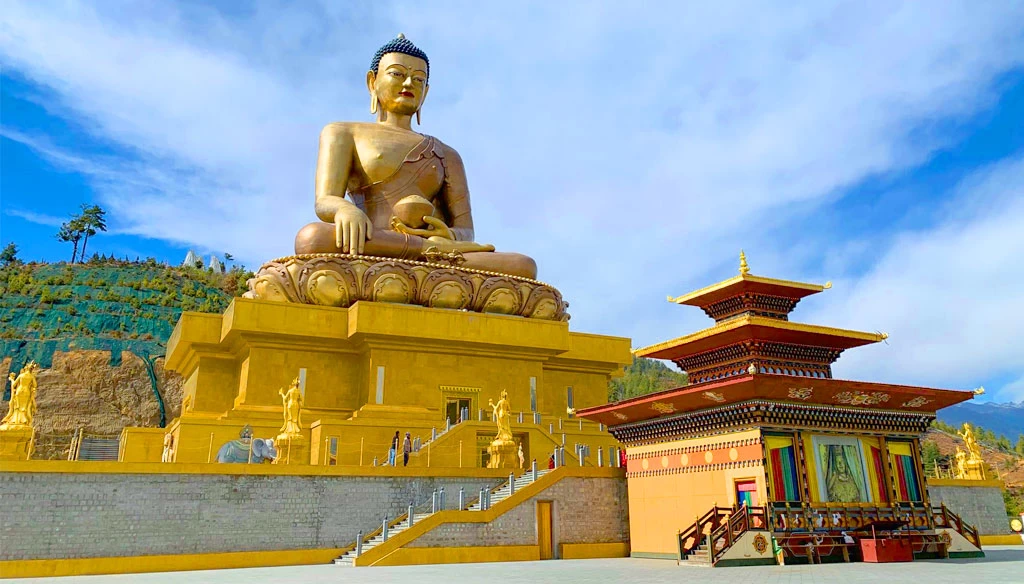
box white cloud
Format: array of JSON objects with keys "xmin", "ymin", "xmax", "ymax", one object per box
[
  {"xmin": 3, "ymin": 208, "xmax": 65, "ymax": 227},
  {"xmin": 996, "ymin": 375, "xmax": 1024, "ymax": 403},
  {"xmin": 1, "ymin": 1, "xmax": 1023, "ymax": 398},
  {"xmin": 805, "ymin": 157, "xmax": 1024, "ymax": 400}
]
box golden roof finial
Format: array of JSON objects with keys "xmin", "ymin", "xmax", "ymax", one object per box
[
  {"xmin": 397, "ymin": 32, "xmax": 406, "ymax": 39},
  {"xmin": 739, "ymin": 250, "xmax": 750, "ymax": 275},
  {"xmin": 824, "ymin": 281, "xmax": 833, "ymax": 289},
  {"xmin": 973, "ymin": 386, "xmax": 985, "ymax": 396}
]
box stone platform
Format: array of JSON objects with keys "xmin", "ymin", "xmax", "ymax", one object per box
[{"xmin": 246, "ymin": 254, "xmax": 569, "ymax": 321}]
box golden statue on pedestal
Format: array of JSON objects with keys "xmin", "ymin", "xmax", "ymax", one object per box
[
  {"xmin": 0, "ymin": 361, "xmax": 40, "ymax": 461},
  {"xmin": 273, "ymin": 376, "xmax": 308, "ymax": 465},
  {"xmin": 247, "ymin": 35, "xmax": 567, "ymax": 321},
  {"xmin": 486, "ymin": 390, "xmax": 517, "ymax": 469},
  {"xmin": 489, "ymin": 390, "xmax": 513, "ymax": 442},
  {"xmin": 955, "ymin": 423, "xmax": 987, "ymax": 480},
  {"xmin": 1, "ymin": 362, "xmax": 39, "ymax": 429}
]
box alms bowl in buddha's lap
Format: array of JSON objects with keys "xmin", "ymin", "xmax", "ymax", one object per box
[{"xmin": 392, "ymin": 195, "xmax": 434, "ymax": 228}]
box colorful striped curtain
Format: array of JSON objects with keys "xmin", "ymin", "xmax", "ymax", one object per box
[
  {"xmin": 766, "ymin": 436, "xmax": 800, "ymax": 502},
  {"xmin": 870, "ymin": 446, "xmax": 888, "ymax": 502},
  {"xmin": 889, "ymin": 442, "xmax": 922, "ymax": 502}
]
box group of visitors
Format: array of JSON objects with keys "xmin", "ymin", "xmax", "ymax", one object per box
[{"xmin": 387, "ymin": 430, "xmax": 413, "ymax": 467}]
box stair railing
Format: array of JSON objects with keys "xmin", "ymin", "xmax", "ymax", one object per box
[
  {"xmin": 677, "ymin": 505, "xmax": 730, "ymax": 559},
  {"xmin": 933, "ymin": 503, "xmax": 981, "ymax": 549}
]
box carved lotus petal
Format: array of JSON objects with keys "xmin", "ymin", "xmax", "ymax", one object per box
[
  {"xmin": 249, "ymin": 276, "xmax": 292, "ymax": 303},
  {"xmin": 305, "ymin": 269, "xmax": 351, "ymax": 307}
]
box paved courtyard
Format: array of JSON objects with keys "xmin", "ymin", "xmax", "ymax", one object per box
[{"xmin": 10, "ymin": 547, "xmax": 1023, "ymax": 584}]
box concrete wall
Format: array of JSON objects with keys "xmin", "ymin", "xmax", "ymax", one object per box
[
  {"xmin": 0, "ymin": 464, "xmax": 503, "ymax": 561},
  {"xmin": 406, "ymin": 477, "xmax": 629, "ymax": 551},
  {"xmin": 928, "ymin": 479, "xmax": 1012, "ymax": 535}
]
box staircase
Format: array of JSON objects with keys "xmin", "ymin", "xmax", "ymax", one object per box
[
  {"xmin": 334, "ymin": 467, "xmax": 551, "ymax": 566},
  {"xmin": 76, "ymin": 437, "xmax": 120, "ymax": 461},
  {"xmin": 681, "ymin": 542, "xmax": 712, "ymax": 566},
  {"xmin": 333, "ymin": 512, "xmax": 434, "ymax": 566},
  {"xmin": 677, "ymin": 504, "xmax": 768, "ymax": 567},
  {"xmin": 467, "ymin": 469, "xmax": 550, "ymax": 510}
]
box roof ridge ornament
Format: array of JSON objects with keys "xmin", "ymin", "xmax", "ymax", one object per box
[{"xmin": 739, "ymin": 250, "xmax": 750, "ymax": 275}]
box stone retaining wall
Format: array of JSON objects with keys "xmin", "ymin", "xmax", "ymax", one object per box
[
  {"xmin": 0, "ymin": 469, "xmax": 501, "ymax": 561},
  {"xmin": 928, "ymin": 482, "xmax": 1012, "ymax": 535},
  {"xmin": 407, "ymin": 477, "xmax": 629, "ymax": 552}
]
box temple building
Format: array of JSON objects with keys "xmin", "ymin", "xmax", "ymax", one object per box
[{"xmin": 577, "ymin": 253, "xmax": 985, "ymax": 565}]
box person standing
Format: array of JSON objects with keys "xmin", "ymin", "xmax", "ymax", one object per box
[
  {"xmin": 388, "ymin": 431, "xmax": 399, "ymax": 466},
  {"xmin": 403, "ymin": 432, "xmax": 412, "ymax": 466}
]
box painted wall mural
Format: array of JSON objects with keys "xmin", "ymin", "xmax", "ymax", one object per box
[{"xmin": 812, "ymin": 436, "xmax": 872, "ymax": 503}]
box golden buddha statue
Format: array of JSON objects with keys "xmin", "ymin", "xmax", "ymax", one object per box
[
  {"xmin": 1, "ymin": 362, "xmax": 39, "ymax": 430},
  {"xmin": 294, "ymin": 34, "xmax": 537, "ymax": 280}
]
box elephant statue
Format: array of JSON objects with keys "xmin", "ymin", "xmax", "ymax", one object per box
[{"xmin": 215, "ymin": 425, "xmax": 278, "ymax": 463}]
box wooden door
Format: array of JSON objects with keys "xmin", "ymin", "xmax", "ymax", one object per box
[
  {"xmin": 537, "ymin": 501, "xmax": 553, "ymax": 559},
  {"xmin": 736, "ymin": 480, "xmax": 758, "ymax": 507}
]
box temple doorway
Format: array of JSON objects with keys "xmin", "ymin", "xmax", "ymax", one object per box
[
  {"xmin": 537, "ymin": 500, "xmax": 554, "ymax": 559},
  {"xmin": 445, "ymin": 397, "xmax": 471, "ymax": 426},
  {"xmin": 735, "ymin": 480, "xmax": 759, "ymax": 507}
]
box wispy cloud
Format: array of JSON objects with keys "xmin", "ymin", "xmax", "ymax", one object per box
[
  {"xmin": 3, "ymin": 208, "xmax": 66, "ymax": 227},
  {"xmin": 1, "ymin": 1, "xmax": 1023, "ymax": 399}
]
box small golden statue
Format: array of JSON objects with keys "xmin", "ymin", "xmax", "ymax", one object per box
[
  {"xmin": 0, "ymin": 361, "xmax": 40, "ymax": 460},
  {"xmin": 1, "ymin": 362, "xmax": 39, "ymax": 429},
  {"xmin": 956, "ymin": 423, "xmax": 987, "ymax": 480},
  {"xmin": 486, "ymin": 390, "xmax": 517, "ymax": 468},
  {"xmin": 954, "ymin": 446, "xmax": 967, "ymax": 479},
  {"xmin": 489, "ymin": 390, "xmax": 513, "ymax": 442},
  {"xmin": 273, "ymin": 376, "xmax": 308, "ymax": 465},
  {"xmin": 278, "ymin": 377, "xmax": 303, "ymax": 437}
]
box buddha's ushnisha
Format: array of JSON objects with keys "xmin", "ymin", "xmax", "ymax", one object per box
[{"xmin": 294, "ymin": 34, "xmax": 538, "ymax": 279}]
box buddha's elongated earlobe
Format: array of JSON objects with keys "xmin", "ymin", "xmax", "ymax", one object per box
[
  {"xmin": 370, "ymin": 92, "xmax": 378, "ymax": 115},
  {"xmin": 415, "ymin": 108, "xmax": 421, "ymax": 125}
]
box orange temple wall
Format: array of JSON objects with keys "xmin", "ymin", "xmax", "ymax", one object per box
[{"xmin": 624, "ymin": 429, "xmax": 767, "ymax": 557}]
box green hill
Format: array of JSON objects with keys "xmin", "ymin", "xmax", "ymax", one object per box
[
  {"xmin": 608, "ymin": 357, "xmax": 689, "ymax": 402},
  {"xmin": 0, "ymin": 258, "xmax": 252, "ymax": 408}
]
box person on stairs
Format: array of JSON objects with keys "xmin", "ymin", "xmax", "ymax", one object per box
[{"xmin": 388, "ymin": 431, "xmax": 399, "ymax": 466}]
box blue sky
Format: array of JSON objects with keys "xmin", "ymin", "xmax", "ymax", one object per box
[{"xmin": 2, "ymin": 1, "xmax": 1023, "ymax": 403}]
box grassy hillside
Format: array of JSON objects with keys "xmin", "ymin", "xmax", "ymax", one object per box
[
  {"xmin": 0, "ymin": 257, "xmax": 252, "ymax": 386},
  {"xmin": 608, "ymin": 357, "xmax": 689, "ymax": 402}
]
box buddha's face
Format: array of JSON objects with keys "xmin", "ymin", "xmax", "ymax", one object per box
[{"xmin": 369, "ymin": 53, "xmax": 429, "ymax": 116}]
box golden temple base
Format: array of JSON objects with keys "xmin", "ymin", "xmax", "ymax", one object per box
[
  {"xmin": 486, "ymin": 438, "xmax": 518, "ymax": 469},
  {"xmin": 0, "ymin": 426, "xmax": 34, "ymax": 461},
  {"xmin": 122, "ymin": 298, "xmax": 630, "ymax": 468}
]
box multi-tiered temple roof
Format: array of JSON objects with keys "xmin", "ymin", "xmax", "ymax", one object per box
[{"xmin": 579, "ymin": 253, "xmax": 977, "ymax": 431}]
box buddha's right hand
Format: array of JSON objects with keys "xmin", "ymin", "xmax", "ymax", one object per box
[{"xmin": 334, "ymin": 205, "xmax": 374, "ymax": 254}]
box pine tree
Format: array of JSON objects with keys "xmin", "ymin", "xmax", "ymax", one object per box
[
  {"xmin": 56, "ymin": 219, "xmax": 85, "ymax": 262},
  {"xmin": 77, "ymin": 204, "xmax": 108, "ymax": 261},
  {"xmin": 0, "ymin": 242, "xmax": 20, "ymax": 267}
]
